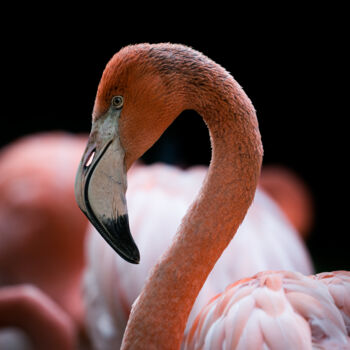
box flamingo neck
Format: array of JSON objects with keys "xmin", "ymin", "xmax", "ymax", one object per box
[{"xmin": 121, "ymin": 62, "xmax": 263, "ymax": 350}]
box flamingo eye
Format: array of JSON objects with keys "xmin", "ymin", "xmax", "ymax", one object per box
[{"xmin": 111, "ymin": 96, "xmax": 124, "ymax": 109}]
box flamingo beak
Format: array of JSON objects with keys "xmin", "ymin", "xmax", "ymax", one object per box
[{"xmin": 75, "ymin": 108, "xmax": 140, "ymax": 264}]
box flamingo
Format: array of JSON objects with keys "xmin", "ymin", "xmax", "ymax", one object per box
[
  {"xmin": 0, "ymin": 132, "xmax": 89, "ymax": 349},
  {"xmin": 74, "ymin": 43, "xmax": 349, "ymax": 349}
]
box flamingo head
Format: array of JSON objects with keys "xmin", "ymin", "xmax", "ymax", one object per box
[{"xmin": 75, "ymin": 44, "xmax": 187, "ymax": 263}]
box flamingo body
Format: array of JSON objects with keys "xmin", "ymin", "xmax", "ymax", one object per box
[
  {"xmin": 83, "ymin": 162, "xmax": 313, "ymax": 349},
  {"xmin": 184, "ymin": 270, "xmax": 350, "ymax": 349}
]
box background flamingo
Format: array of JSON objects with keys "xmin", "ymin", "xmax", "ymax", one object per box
[
  {"xmin": 0, "ymin": 132, "xmax": 89, "ymax": 349},
  {"xmin": 75, "ymin": 43, "xmax": 349, "ymax": 349}
]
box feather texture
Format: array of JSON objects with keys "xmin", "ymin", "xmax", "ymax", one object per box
[{"xmin": 184, "ymin": 270, "xmax": 350, "ymax": 349}]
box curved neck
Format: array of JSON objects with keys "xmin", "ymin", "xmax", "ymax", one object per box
[{"xmin": 121, "ymin": 63, "xmax": 263, "ymax": 350}]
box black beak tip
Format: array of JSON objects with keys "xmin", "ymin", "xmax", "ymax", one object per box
[
  {"xmin": 123, "ymin": 249, "xmax": 140, "ymax": 264},
  {"xmin": 101, "ymin": 214, "xmax": 140, "ymax": 264}
]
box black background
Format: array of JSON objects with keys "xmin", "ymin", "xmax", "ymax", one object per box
[{"xmin": 1, "ymin": 9, "xmax": 348, "ymax": 272}]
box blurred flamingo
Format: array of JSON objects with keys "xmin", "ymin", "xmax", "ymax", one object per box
[
  {"xmin": 74, "ymin": 43, "xmax": 348, "ymax": 349},
  {"xmin": 0, "ymin": 132, "xmax": 89, "ymax": 349}
]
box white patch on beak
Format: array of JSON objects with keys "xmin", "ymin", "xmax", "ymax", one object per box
[{"xmin": 85, "ymin": 151, "xmax": 95, "ymax": 168}]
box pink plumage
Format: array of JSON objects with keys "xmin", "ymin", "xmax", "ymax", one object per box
[{"xmin": 184, "ymin": 270, "xmax": 350, "ymax": 349}]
